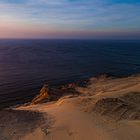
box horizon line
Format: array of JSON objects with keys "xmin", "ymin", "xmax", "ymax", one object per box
[{"xmin": 0, "ymin": 37, "xmax": 140, "ymax": 40}]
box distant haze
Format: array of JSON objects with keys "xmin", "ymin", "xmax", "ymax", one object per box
[{"xmin": 0, "ymin": 0, "xmax": 140, "ymax": 39}]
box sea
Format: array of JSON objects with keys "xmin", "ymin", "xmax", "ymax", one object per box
[{"xmin": 0, "ymin": 39, "xmax": 140, "ymax": 108}]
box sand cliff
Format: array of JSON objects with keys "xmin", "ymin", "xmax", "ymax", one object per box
[{"xmin": 1, "ymin": 74, "xmax": 140, "ymax": 140}]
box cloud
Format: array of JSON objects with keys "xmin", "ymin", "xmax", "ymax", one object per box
[{"xmin": 0, "ymin": 0, "xmax": 140, "ymax": 38}]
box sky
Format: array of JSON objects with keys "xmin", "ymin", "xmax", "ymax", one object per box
[{"xmin": 0, "ymin": 0, "xmax": 140, "ymax": 39}]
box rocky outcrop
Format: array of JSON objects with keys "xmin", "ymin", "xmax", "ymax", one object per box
[
  {"xmin": 31, "ymin": 82, "xmax": 80, "ymax": 105},
  {"xmin": 31, "ymin": 84, "xmax": 49, "ymax": 105},
  {"xmin": 30, "ymin": 77, "xmax": 89, "ymax": 105}
]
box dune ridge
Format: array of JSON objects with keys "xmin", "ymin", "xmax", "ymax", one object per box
[
  {"xmin": 76, "ymin": 75, "xmax": 140, "ymax": 121},
  {"xmin": 1, "ymin": 74, "xmax": 140, "ymax": 140}
]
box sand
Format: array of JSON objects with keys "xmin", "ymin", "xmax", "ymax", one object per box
[{"xmin": 1, "ymin": 74, "xmax": 140, "ymax": 140}]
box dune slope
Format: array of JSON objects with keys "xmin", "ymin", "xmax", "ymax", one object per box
[{"xmin": 1, "ymin": 74, "xmax": 140, "ymax": 140}]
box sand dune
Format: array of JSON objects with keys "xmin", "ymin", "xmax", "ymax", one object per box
[{"xmin": 1, "ymin": 74, "xmax": 140, "ymax": 140}]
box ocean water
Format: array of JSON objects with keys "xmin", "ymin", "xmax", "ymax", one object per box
[{"xmin": 0, "ymin": 39, "xmax": 140, "ymax": 108}]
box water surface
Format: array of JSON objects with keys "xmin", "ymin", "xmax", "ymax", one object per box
[{"xmin": 0, "ymin": 39, "xmax": 140, "ymax": 108}]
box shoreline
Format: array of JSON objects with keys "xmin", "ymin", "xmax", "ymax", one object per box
[{"xmin": 2, "ymin": 73, "xmax": 140, "ymax": 110}]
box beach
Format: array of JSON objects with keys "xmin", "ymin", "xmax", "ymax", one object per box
[{"xmin": 1, "ymin": 74, "xmax": 140, "ymax": 140}]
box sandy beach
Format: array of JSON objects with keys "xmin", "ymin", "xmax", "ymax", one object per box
[{"xmin": 1, "ymin": 74, "xmax": 140, "ymax": 140}]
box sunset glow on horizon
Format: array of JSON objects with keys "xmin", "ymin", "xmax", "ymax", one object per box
[{"xmin": 0, "ymin": 0, "xmax": 140, "ymax": 39}]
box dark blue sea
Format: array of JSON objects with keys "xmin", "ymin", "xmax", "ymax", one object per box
[{"xmin": 0, "ymin": 39, "xmax": 140, "ymax": 108}]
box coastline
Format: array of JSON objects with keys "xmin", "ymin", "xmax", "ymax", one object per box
[
  {"xmin": 0, "ymin": 39, "xmax": 140, "ymax": 110},
  {"xmin": 1, "ymin": 74, "xmax": 140, "ymax": 140}
]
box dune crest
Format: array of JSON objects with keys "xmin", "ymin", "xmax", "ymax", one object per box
[{"xmin": 1, "ymin": 74, "xmax": 140, "ymax": 140}]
